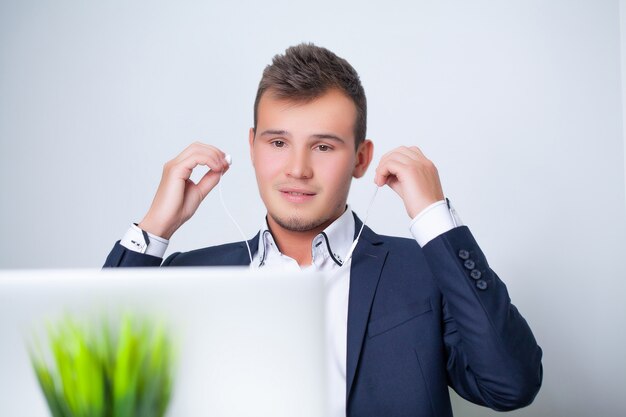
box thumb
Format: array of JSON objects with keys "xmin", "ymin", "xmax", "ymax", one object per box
[
  {"xmin": 196, "ymin": 168, "xmax": 224, "ymax": 199},
  {"xmin": 384, "ymin": 174, "xmax": 403, "ymax": 195}
]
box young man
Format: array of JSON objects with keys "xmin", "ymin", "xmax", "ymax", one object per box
[{"xmin": 105, "ymin": 44, "xmax": 542, "ymax": 417}]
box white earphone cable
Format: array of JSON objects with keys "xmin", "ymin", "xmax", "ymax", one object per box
[
  {"xmin": 342, "ymin": 185, "xmax": 380, "ymax": 266},
  {"xmin": 218, "ymin": 169, "xmax": 253, "ymax": 264}
]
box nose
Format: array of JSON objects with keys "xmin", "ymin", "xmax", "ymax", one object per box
[{"xmin": 286, "ymin": 147, "xmax": 313, "ymax": 179}]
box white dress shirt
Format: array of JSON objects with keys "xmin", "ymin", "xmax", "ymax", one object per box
[{"xmin": 120, "ymin": 200, "xmax": 461, "ymax": 417}]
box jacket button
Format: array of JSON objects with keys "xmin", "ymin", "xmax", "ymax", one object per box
[
  {"xmin": 476, "ymin": 280, "xmax": 488, "ymax": 290},
  {"xmin": 458, "ymin": 249, "xmax": 470, "ymax": 260},
  {"xmin": 463, "ymin": 259, "xmax": 475, "ymax": 270},
  {"xmin": 470, "ymin": 269, "xmax": 482, "ymax": 280}
]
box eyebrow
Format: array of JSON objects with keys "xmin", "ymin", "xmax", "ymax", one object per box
[
  {"xmin": 311, "ymin": 133, "xmax": 345, "ymax": 143},
  {"xmin": 259, "ymin": 129, "xmax": 290, "ymax": 137},
  {"xmin": 259, "ymin": 130, "xmax": 346, "ymax": 143}
]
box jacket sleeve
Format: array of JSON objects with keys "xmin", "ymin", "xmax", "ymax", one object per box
[
  {"xmin": 102, "ymin": 241, "xmax": 164, "ymax": 267},
  {"xmin": 422, "ymin": 226, "xmax": 543, "ymax": 411}
]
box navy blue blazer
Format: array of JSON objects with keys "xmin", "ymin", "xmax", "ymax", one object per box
[{"xmin": 104, "ymin": 214, "xmax": 542, "ymax": 416}]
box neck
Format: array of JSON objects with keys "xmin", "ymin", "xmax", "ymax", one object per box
[{"xmin": 265, "ymin": 216, "xmax": 335, "ymax": 267}]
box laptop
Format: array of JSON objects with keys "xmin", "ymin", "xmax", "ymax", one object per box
[{"xmin": 0, "ymin": 268, "xmax": 327, "ymax": 416}]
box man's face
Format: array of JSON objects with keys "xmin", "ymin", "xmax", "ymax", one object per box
[{"xmin": 249, "ymin": 88, "xmax": 372, "ymax": 234}]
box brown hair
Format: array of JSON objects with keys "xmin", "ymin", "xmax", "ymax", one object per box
[{"xmin": 253, "ymin": 43, "xmax": 367, "ymax": 149}]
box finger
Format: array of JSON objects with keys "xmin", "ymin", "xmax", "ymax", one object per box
[
  {"xmin": 377, "ymin": 148, "xmax": 411, "ymax": 171},
  {"xmin": 383, "ymin": 146, "xmax": 424, "ymax": 163},
  {"xmin": 171, "ymin": 153, "xmax": 225, "ymax": 180},
  {"xmin": 191, "ymin": 143, "xmax": 230, "ymax": 171},
  {"xmin": 195, "ymin": 165, "xmax": 229, "ymax": 198},
  {"xmin": 374, "ymin": 170, "xmax": 402, "ymax": 190},
  {"xmin": 378, "ymin": 147, "xmax": 435, "ymax": 179},
  {"xmin": 374, "ymin": 158, "xmax": 410, "ymax": 186},
  {"xmin": 173, "ymin": 142, "xmax": 226, "ymax": 165},
  {"xmin": 408, "ymin": 146, "xmax": 425, "ymax": 157},
  {"xmin": 396, "ymin": 146, "xmax": 423, "ymax": 162},
  {"xmin": 381, "ymin": 152, "xmax": 417, "ymax": 167},
  {"xmin": 373, "ymin": 163, "xmax": 399, "ymax": 186},
  {"xmin": 374, "ymin": 159, "xmax": 392, "ymax": 186}
]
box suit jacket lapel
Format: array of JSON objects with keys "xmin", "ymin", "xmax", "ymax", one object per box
[{"xmin": 346, "ymin": 214, "xmax": 388, "ymax": 399}]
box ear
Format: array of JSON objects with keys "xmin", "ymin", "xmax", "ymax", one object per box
[
  {"xmin": 248, "ymin": 127, "xmax": 255, "ymax": 166},
  {"xmin": 352, "ymin": 139, "xmax": 374, "ymax": 178}
]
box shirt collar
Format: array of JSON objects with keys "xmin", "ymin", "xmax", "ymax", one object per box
[{"xmin": 256, "ymin": 206, "xmax": 355, "ymax": 268}]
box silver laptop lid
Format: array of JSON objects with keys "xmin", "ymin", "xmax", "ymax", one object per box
[{"xmin": 0, "ymin": 267, "xmax": 327, "ymax": 417}]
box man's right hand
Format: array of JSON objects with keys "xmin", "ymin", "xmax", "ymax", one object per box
[{"xmin": 138, "ymin": 142, "xmax": 230, "ymax": 240}]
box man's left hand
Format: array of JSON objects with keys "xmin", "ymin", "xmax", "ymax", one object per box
[{"xmin": 374, "ymin": 146, "xmax": 445, "ymax": 218}]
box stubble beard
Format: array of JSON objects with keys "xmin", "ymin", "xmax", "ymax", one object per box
[
  {"xmin": 269, "ymin": 203, "xmax": 346, "ymax": 233},
  {"xmin": 269, "ymin": 212, "xmax": 333, "ymax": 232}
]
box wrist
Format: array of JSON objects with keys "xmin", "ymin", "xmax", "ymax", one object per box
[
  {"xmin": 138, "ymin": 216, "xmax": 176, "ymax": 240},
  {"xmin": 407, "ymin": 197, "xmax": 441, "ymax": 219}
]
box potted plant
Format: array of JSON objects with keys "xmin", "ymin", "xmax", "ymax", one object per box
[{"xmin": 29, "ymin": 314, "xmax": 175, "ymax": 417}]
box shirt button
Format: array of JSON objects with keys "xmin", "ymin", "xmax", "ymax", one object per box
[
  {"xmin": 458, "ymin": 249, "xmax": 470, "ymax": 260},
  {"xmin": 470, "ymin": 269, "xmax": 482, "ymax": 280},
  {"xmin": 463, "ymin": 259, "xmax": 475, "ymax": 270},
  {"xmin": 476, "ymin": 280, "xmax": 488, "ymax": 290}
]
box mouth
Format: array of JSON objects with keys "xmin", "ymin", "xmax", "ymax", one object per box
[
  {"xmin": 278, "ymin": 186, "xmax": 316, "ymax": 195},
  {"xmin": 281, "ymin": 191, "xmax": 315, "ymax": 196},
  {"xmin": 278, "ymin": 187, "xmax": 317, "ymax": 202}
]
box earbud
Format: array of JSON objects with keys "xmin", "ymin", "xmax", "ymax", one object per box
[{"xmin": 225, "ymin": 154, "xmax": 232, "ymax": 165}]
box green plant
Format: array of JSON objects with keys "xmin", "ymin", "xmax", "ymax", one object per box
[{"xmin": 29, "ymin": 314, "xmax": 175, "ymax": 417}]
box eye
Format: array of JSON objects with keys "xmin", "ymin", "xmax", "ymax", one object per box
[
  {"xmin": 316, "ymin": 144, "xmax": 332, "ymax": 152},
  {"xmin": 271, "ymin": 140, "xmax": 286, "ymax": 148}
]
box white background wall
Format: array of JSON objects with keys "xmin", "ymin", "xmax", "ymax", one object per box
[{"xmin": 1, "ymin": 0, "xmax": 625, "ymax": 415}]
